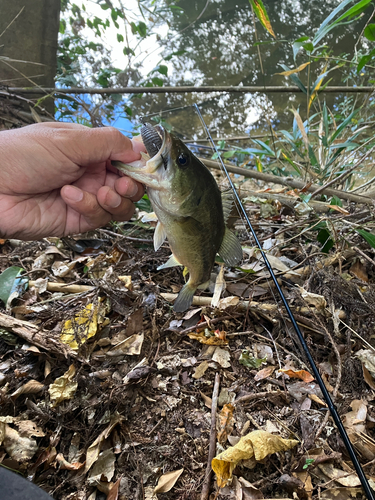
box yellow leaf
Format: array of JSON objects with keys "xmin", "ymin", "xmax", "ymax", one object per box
[
  {"xmin": 276, "ymin": 62, "xmax": 311, "ymax": 76},
  {"xmin": 308, "ymin": 64, "xmax": 328, "ymax": 112},
  {"xmin": 250, "ymin": 0, "xmax": 276, "ymax": 38},
  {"xmin": 60, "ymin": 299, "xmax": 108, "ymax": 349},
  {"xmin": 291, "ymin": 108, "xmax": 309, "ymax": 150},
  {"xmin": 48, "ymin": 364, "xmax": 77, "ymax": 407},
  {"xmin": 212, "ymin": 430, "xmax": 299, "ymax": 487},
  {"xmin": 255, "ymin": 156, "xmax": 263, "ymax": 172}
]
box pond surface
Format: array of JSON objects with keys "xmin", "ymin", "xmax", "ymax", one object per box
[{"xmin": 128, "ymin": 0, "xmax": 368, "ymax": 142}]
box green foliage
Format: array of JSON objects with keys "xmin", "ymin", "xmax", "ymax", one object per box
[
  {"xmin": 0, "ymin": 266, "xmax": 27, "ymax": 306},
  {"xmin": 356, "ymin": 229, "xmax": 375, "ymax": 248}
]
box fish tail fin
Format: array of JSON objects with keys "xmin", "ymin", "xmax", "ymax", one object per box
[{"xmin": 173, "ymin": 283, "xmax": 196, "ymax": 312}]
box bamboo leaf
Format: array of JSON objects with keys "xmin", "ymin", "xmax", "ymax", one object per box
[
  {"xmin": 275, "ymin": 62, "xmax": 311, "ymax": 76},
  {"xmin": 356, "ymin": 229, "xmax": 375, "ymax": 249},
  {"xmin": 364, "ymin": 23, "xmax": 375, "ymax": 41},
  {"xmin": 249, "ymin": 0, "xmax": 276, "ymax": 38}
]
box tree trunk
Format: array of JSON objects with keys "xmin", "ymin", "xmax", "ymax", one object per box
[{"xmin": 0, "ymin": 0, "xmax": 60, "ymax": 126}]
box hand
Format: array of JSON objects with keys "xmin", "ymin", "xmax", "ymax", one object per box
[{"xmin": 0, "ymin": 122, "xmax": 145, "ymax": 240}]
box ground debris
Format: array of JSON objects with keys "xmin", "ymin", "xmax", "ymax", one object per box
[{"xmin": 0, "ymin": 198, "xmax": 375, "ymax": 499}]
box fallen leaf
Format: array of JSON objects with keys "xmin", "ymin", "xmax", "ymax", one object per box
[
  {"xmin": 48, "ymin": 364, "xmax": 78, "ymax": 407},
  {"xmin": 55, "ymin": 453, "xmax": 84, "ymax": 470},
  {"xmin": 85, "ymin": 413, "xmax": 123, "ymax": 473},
  {"xmin": 118, "ymin": 275, "xmax": 132, "ymax": 289},
  {"xmin": 238, "ymin": 476, "xmax": 264, "ymax": 499},
  {"xmin": 298, "ymin": 287, "xmax": 327, "ymax": 309},
  {"xmin": 350, "ymin": 259, "xmax": 368, "ymax": 282},
  {"xmin": 107, "ymin": 478, "xmax": 121, "ymax": 500},
  {"xmin": 154, "ymin": 468, "xmax": 184, "ymax": 493},
  {"xmin": 355, "ymin": 349, "xmax": 375, "ymax": 377},
  {"xmin": 3, "ymin": 424, "xmax": 38, "ymax": 462},
  {"xmin": 212, "ymin": 347, "xmax": 231, "ymax": 368},
  {"xmin": 318, "ymin": 463, "xmax": 361, "ymax": 487},
  {"xmin": 88, "ymin": 448, "xmax": 116, "ymax": 485},
  {"xmin": 107, "ymin": 333, "xmax": 144, "ymax": 356},
  {"xmin": 212, "ymin": 430, "xmax": 299, "ymax": 487},
  {"xmin": 192, "ymin": 360, "xmax": 209, "ymax": 379},
  {"xmin": 11, "ymin": 380, "xmax": 44, "ymax": 399},
  {"xmin": 254, "ymin": 366, "xmax": 275, "ymax": 381},
  {"xmin": 279, "ymin": 368, "xmax": 314, "ymax": 383},
  {"xmin": 240, "ymin": 351, "xmax": 266, "ymax": 369},
  {"xmin": 60, "ymin": 299, "xmax": 109, "ymax": 349},
  {"xmin": 217, "ymin": 404, "xmax": 235, "ymax": 444},
  {"xmin": 188, "ymin": 331, "xmax": 228, "ymax": 345},
  {"xmin": 211, "ymin": 264, "xmax": 225, "ymax": 308}
]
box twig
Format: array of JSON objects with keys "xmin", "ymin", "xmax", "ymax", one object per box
[
  {"xmin": 29, "ymin": 281, "xmax": 95, "ymax": 294},
  {"xmin": 235, "ymin": 390, "xmax": 285, "ymax": 405},
  {"xmin": 353, "ymin": 246, "xmax": 375, "ymax": 268},
  {"xmin": 200, "ymin": 372, "xmax": 220, "ymax": 500},
  {"xmin": 99, "ymin": 228, "xmax": 153, "ymax": 243},
  {"xmin": 202, "ymin": 159, "xmax": 374, "ymax": 204},
  {"xmin": 8, "ymin": 85, "xmax": 375, "ymax": 95},
  {"xmin": 0, "ymin": 311, "xmax": 77, "ymax": 358}
]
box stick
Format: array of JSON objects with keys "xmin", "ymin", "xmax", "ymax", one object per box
[
  {"xmin": 0, "ymin": 312, "xmax": 77, "ymax": 358},
  {"xmin": 7, "ymin": 86, "xmax": 375, "ymax": 95},
  {"xmin": 29, "ymin": 281, "xmax": 95, "ymax": 294},
  {"xmin": 201, "ymin": 159, "xmax": 374, "ymax": 205},
  {"xmin": 200, "ymin": 372, "xmax": 220, "ymax": 500},
  {"xmin": 159, "ymin": 293, "xmax": 346, "ymax": 318}
]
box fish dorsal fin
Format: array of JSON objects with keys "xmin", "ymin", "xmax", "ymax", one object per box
[
  {"xmin": 221, "ymin": 189, "xmax": 234, "ymax": 224},
  {"xmin": 218, "ymin": 227, "xmax": 243, "ymax": 266},
  {"xmin": 154, "ymin": 221, "xmax": 167, "ymax": 251},
  {"xmin": 157, "ymin": 254, "xmax": 182, "ymax": 270},
  {"xmin": 141, "ymin": 212, "xmax": 158, "ymax": 223}
]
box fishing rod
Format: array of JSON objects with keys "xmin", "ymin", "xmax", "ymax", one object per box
[{"xmin": 193, "ymin": 103, "xmax": 375, "ymax": 500}]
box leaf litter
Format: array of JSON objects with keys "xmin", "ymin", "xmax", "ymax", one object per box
[{"xmin": 0, "ymin": 188, "xmax": 375, "ymax": 499}]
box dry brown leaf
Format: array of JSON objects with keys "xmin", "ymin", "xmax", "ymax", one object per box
[
  {"xmin": 254, "ymin": 366, "xmax": 275, "ymax": 381},
  {"xmin": 200, "ymin": 391, "xmax": 212, "ymax": 409},
  {"xmin": 15, "ymin": 420, "xmax": 45, "ymax": 438},
  {"xmin": 217, "ymin": 404, "xmax": 235, "ymax": 444},
  {"xmin": 55, "ymin": 453, "xmax": 84, "ymax": 470},
  {"xmin": 212, "ymin": 346, "xmax": 231, "ymax": 368},
  {"xmin": 11, "ymin": 380, "xmax": 44, "ymax": 399},
  {"xmin": 107, "ymin": 478, "xmax": 121, "ymax": 500},
  {"xmin": 192, "ymin": 360, "xmax": 209, "ymax": 379},
  {"xmin": 350, "ymin": 259, "xmax": 369, "ymax": 282},
  {"xmin": 154, "ymin": 468, "xmax": 184, "ymax": 493},
  {"xmin": 308, "ymin": 394, "xmax": 327, "ymax": 406},
  {"xmin": 329, "ymin": 205, "xmax": 350, "ymax": 215},
  {"xmin": 3, "ymin": 424, "xmax": 38, "ymax": 462},
  {"xmin": 85, "ymin": 413, "xmax": 123, "ymax": 473},
  {"xmin": 107, "ymin": 332, "xmax": 144, "ymax": 356},
  {"xmin": 279, "ymin": 368, "xmax": 314, "ymax": 383},
  {"xmin": 363, "ymin": 365, "xmax": 375, "ymax": 390},
  {"xmin": 317, "ymin": 463, "xmax": 361, "ymax": 487},
  {"xmin": 187, "ymin": 331, "xmax": 228, "ymax": 345},
  {"xmin": 88, "ymin": 448, "xmax": 116, "ymax": 485}
]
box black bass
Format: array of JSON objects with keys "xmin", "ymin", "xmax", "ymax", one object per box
[{"xmin": 113, "ymin": 123, "xmax": 242, "ymax": 312}]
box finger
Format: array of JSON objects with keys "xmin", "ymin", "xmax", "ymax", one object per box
[
  {"xmin": 62, "ymin": 127, "xmax": 143, "ymax": 166},
  {"xmin": 96, "ymin": 186, "xmax": 136, "ymax": 222},
  {"xmin": 114, "ymin": 176, "xmax": 145, "ymax": 201},
  {"xmin": 61, "ymin": 185, "xmax": 112, "ymax": 229}
]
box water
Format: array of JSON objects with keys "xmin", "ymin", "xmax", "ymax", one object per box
[{"xmin": 127, "ymin": 0, "xmax": 368, "ymax": 141}]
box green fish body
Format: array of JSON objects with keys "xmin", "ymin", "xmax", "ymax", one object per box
[{"xmin": 113, "ymin": 124, "xmax": 242, "ymax": 312}]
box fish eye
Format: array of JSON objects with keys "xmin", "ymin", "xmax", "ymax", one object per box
[{"xmin": 177, "ymin": 153, "xmax": 189, "ymax": 167}]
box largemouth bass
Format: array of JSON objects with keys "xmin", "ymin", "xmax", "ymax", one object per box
[{"xmin": 113, "ymin": 123, "xmax": 242, "ymax": 312}]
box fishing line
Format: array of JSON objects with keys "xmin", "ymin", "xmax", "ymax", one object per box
[{"xmin": 193, "ymin": 102, "xmax": 375, "ymax": 500}]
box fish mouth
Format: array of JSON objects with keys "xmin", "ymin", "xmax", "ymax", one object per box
[{"xmin": 141, "ymin": 123, "xmax": 165, "ymax": 158}]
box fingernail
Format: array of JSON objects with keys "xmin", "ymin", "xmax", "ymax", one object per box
[
  {"xmin": 126, "ymin": 182, "xmax": 138, "ymax": 198},
  {"xmin": 108, "ymin": 192, "xmax": 122, "ymax": 208},
  {"xmin": 64, "ymin": 186, "xmax": 83, "ymax": 202}
]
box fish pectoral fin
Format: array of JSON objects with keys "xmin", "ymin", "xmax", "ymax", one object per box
[
  {"xmin": 218, "ymin": 227, "xmax": 243, "ymax": 266},
  {"xmin": 141, "ymin": 212, "xmax": 158, "ymax": 223},
  {"xmin": 154, "ymin": 221, "xmax": 167, "ymax": 251},
  {"xmin": 173, "ymin": 283, "xmax": 196, "ymax": 312},
  {"xmin": 157, "ymin": 254, "xmax": 182, "ymax": 270}
]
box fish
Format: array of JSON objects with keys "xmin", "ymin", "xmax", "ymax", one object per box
[{"xmin": 113, "ymin": 123, "xmax": 242, "ymax": 312}]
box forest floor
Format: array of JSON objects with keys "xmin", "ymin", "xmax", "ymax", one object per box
[{"xmin": 1, "ymin": 178, "xmax": 375, "ymax": 500}]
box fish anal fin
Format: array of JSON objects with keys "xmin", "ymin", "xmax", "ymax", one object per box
[
  {"xmin": 173, "ymin": 283, "xmax": 196, "ymax": 312},
  {"xmin": 157, "ymin": 254, "xmax": 182, "ymax": 271},
  {"xmin": 218, "ymin": 227, "xmax": 243, "ymax": 266},
  {"xmin": 154, "ymin": 221, "xmax": 167, "ymax": 251}
]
